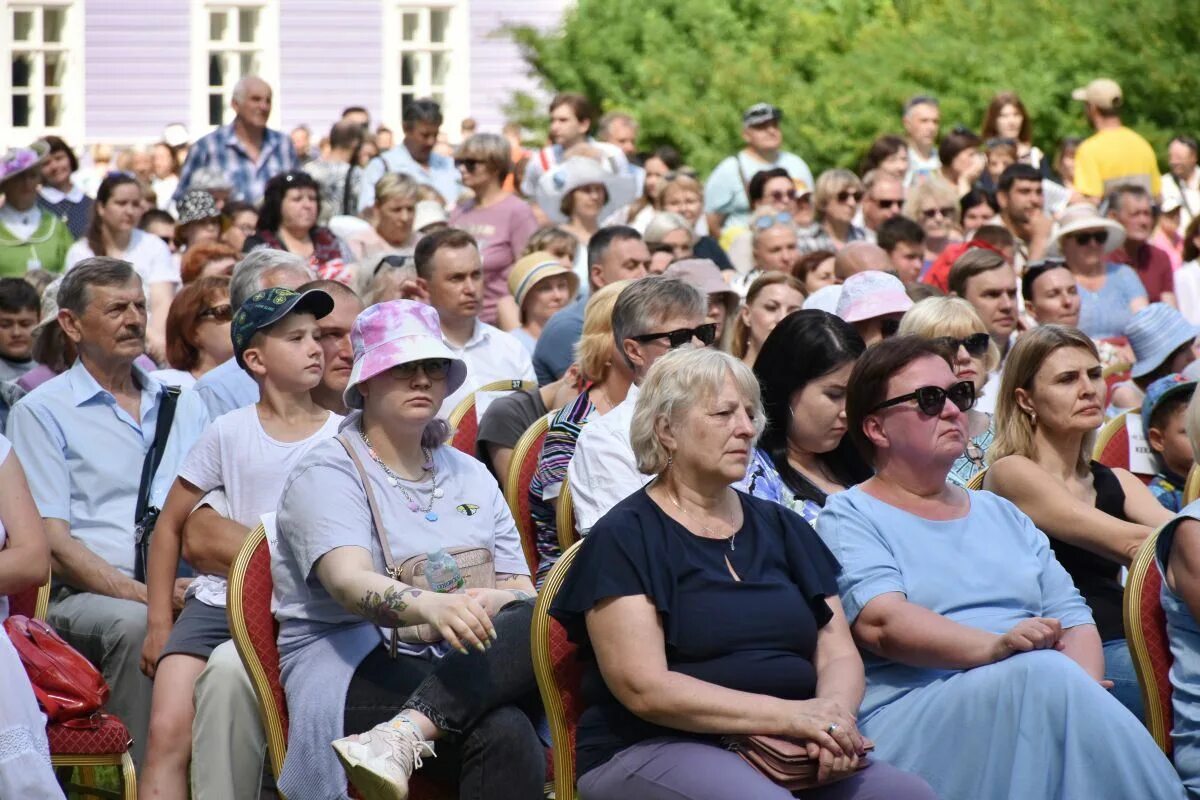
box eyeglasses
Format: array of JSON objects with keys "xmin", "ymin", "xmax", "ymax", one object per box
[
  {"xmin": 931, "ymin": 332, "xmax": 990, "ymax": 358},
  {"xmin": 922, "ymin": 206, "xmax": 957, "ymax": 220},
  {"xmin": 197, "ymin": 303, "xmax": 232, "ymax": 322},
  {"xmin": 875, "ymin": 198, "xmax": 904, "ymax": 209},
  {"xmin": 753, "ymin": 212, "xmax": 794, "ymax": 230},
  {"xmin": 766, "ymin": 189, "xmax": 797, "ymax": 202},
  {"xmin": 836, "ymin": 190, "xmax": 864, "ymax": 204},
  {"xmin": 630, "ymin": 323, "xmax": 718, "ymax": 349},
  {"xmin": 393, "ymin": 358, "xmax": 452, "ymax": 380},
  {"xmin": 1072, "ymin": 230, "xmax": 1108, "ymax": 246},
  {"xmin": 872, "ymin": 380, "xmax": 976, "ymax": 416},
  {"xmin": 374, "ymin": 253, "xmax": 414, "ymax": 276},
  {"xmin": 454, "ymin": 158, "xmax": 484, "ymax": 172}
]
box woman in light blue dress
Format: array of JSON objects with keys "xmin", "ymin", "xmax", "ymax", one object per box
[{"xmin": 817, "ymin": 335, "xmax": 1185, "ymax": 800}]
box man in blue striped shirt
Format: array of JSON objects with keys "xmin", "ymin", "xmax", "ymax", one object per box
[{"xmin": 174, "ymin": 76, "xmax": 297, "ymax": 206}]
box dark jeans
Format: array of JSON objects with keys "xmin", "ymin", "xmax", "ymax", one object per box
[{"xmin": 344, "ymin": 600, "xmax": 545, "ymax": 800}]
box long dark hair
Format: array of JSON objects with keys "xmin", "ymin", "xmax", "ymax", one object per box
[
  {"xmin": 256, "ymin": 170, "xmax": 321, "ymax": 234},
  {"xmin": 753, "ymin": 309, "xmax": 872, "ymax": 505},
  {"xmin": 86, "ymin": 172, "xmax": 140, "ymax": 257}
]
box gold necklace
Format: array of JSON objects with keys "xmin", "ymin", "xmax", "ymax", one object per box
[{"xmin": 665, "ymin": 485, "xmax": 738, "ymax": 551}]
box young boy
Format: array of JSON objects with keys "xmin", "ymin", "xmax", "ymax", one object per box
[
  {"xmin": 0, "ymin": 277, "xmax": 41, "ymax": 382},
  {"xmin": 139, "ymin": 286, "xmax": 341, "ymax": 797},
  {"xmin": 1144, "ymin": 373, "xmax": 1197, "ymax": 513}
]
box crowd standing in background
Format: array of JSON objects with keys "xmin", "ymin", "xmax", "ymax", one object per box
[{"xmin": 3, "ymin": 70, "xmax": 1200, "ymax": 800}]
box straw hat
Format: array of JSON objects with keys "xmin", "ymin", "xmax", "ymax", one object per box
[
  {"xmin": 507, "ymin": 251, "xmax": 579, "ymax": 310},
  {"xmin": 1051, "ymin": 203, "xmax": 1126, "ymax": 255}
]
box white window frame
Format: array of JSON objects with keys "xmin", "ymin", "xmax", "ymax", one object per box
[
  {"xmin": 189, "ymin": 0, "xmax": 281, "ymax": 135},
  {"xmin": 0, "ymin": 0, "xmax": 84, "ymax": 145},
  {"xmin": 381, "ymin": 1, "xmax": 470, "ymax": 136}
]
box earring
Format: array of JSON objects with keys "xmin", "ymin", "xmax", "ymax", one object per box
[
  {"xmin": 1029, "ymin": 410, "xmax": 1037, "ymax": 427},
  {"xmin": 666, "ymin": 454, "xmax": 673, "ymax": 469}
]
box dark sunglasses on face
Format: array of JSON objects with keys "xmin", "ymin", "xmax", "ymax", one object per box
[
  {"xmin": 922, "ymin": 206, "xmax": 957, "ymax": 220},
  {"xmin": 1073, "ymin": 230, "xmax": 1108, "ymax": 246},
  {"xmin": 455, "ymin": 158, "xmax": 483, "ymax": 172},
  {"xmin": 767, "ymin": 189, "xmax": 797, "ymax": 202},
  {"xmin": 837, "ymin": 190, "xmax": 864, "ymax": 204},
  {"xmin": 197, "ymin": 303, "xmax": 232, "ymax": 322},
  {"xmin": 875, "ymin": 198, "xmax": 904, "ymax": 209},
  {"xmin": 630, "ymin": 322, "xmax": 718, "ymax": 349},
  {"xmin": 872, "ymin": 380, "xmax": 976, "ymax": 416},
  {"xmin": 931, "ymin": 332, "xmax": 991, "ymax": 358},
  {"xmin": 394, "ymin": 358, "xmax": 451, "ymax": 380}
]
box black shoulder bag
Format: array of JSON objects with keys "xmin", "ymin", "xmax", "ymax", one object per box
[{"xmin": 133, "ymin": 386, "xmax": 181, "ymax": 583}]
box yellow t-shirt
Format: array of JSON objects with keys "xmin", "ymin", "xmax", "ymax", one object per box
[{"xmin": 1073, "ymin": 126, "xmax": 1162, "ymax": 199}]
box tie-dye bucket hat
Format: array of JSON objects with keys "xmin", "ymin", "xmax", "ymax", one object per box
[{"xmin": 343, "ymin": 300, "xmax": 467, "ymax": 410}]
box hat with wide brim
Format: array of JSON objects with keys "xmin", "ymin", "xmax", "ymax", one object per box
[
  {"xmin": 413, "ymin": 200, "xmax": 449, "ymax": 233},
  {"xmin": 1051, "ymin": 203, "xmax": 1126, "ymax": 255},
  {"xmin": 535, "ymin": 156, "xmax": 637, "ymax": 225},
  {"xmin": 343, "ymin": 300, "xmax": 467, "ymax": 410},
  {"xmin": 1126, "ymin": 302, "xmax": 1200, "ymax": 379},
  {"xmin": 508, "ymin": 251, "xmax": 579, "ymax": 310},
  {"xmin": 0, "ymin": 141, "xmax": 50, "ymax": 187}
]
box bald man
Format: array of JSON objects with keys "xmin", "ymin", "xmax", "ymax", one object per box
[{"xmin": 834, "ymin": 241, "xmax": 892, "ymax": 282}]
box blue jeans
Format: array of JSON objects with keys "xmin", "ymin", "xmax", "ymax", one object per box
[{"xmin": 1104, "ymin": 638, "xmax": 1145, "ymax": 721}]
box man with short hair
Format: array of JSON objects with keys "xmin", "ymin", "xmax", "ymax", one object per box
[
  {"xmin": 833, "ymin": 241, "xmax": 891, "ymax": 282},
  {"xmin": 996, "ymin": 163, "xmax": 1052, "ymax": 270},
  {"xmin": 300, "ymin": 279, "xmax": 363, "ymax": 414},
  {"xmin": 704, "ymin": 103, "xmax": 815, "ymax": 236},
  {"xmin": 175, "ymin": 76, "xmax": 297, "ymax": 205},
  {"xmin": 568, "ymin": 276, "xmax": 708, "ymax": 533},
  {"xmin": 1022, "ymin": 259, "xmax": 1081, "ymax": 328},
  {"xmin": 1163, "ymin": 136, "xmax": 1200, "ymax": 230},
  {"xmin": 1072, "ymin": 78, "xmax": 1160, "ymax": 201},
  {"xmin": 304, "ymin": 121, "xmax": 364, "ymax": 225},
  {"xmin": 948, "ymin": 248, "xmax": 1018, "ymax": 413},
  {"xmin": 1108, "ymin": 184, "xmax": 1176, "ymax": 306},
  {"xmin": 859, "ymin": 170, "xmax": 905, "ymax": 241},
  {"xmin": 413, "ymin": 228, "xmax": 534, "ymax": 414},
  {"xmin": 902, "ymin": 95, "xmax": 941, "ymax": 185},
  {"xmin": 290, "ymin": 125, "xmax": 316, "ymax": 164},
  {"xmin": 8, "ymin": 258, "xmax": 189, "ymax": 766},
  {"xmin": 341, "ymin": 106, "xmax": 371, "ymax": 131},
  {"xmin": 532, "ymin": 225, "xmax": 650, "ymax": 383},
  {"xmin": 877, "ymin": 216, "xmax": 925, "ymax": 284},
  {"xmin": 519, "ymin": 93, "xmax": 627, "ymax": 199},
  {"xmin": 358, "ymin": 97, "xmax": 462, "ymax": 210},
  {"xmin": 598, "ymin": 111, "xmax": 645, "ymax": 193},
  {"xmin": 752, "ymin": 219, "xmax": 800, "ymax": 274}
]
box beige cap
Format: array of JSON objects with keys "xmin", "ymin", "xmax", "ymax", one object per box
[{"xmin": 1072, "ymin": 78, "xmax": 1123, "ymax": 112}]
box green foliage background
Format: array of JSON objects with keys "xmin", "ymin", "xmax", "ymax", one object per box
[{"xmin": 505, "ymin": 0, "xmax": 1198, "ymax": 175}]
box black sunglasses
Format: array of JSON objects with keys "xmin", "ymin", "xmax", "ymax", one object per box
[
  {"xmin": 197, "ymin": 303, "xmax": 232, "ymax": 323},
  {"xmin": 876, "ymin": 198, "xmax": 904, "ymax": 209},
  {"xmin": 393, "ymin": 358, "xmax": 451, "ymax": 380},
  {"xmin": 630, "ymin": 323, "xmax": 718, "ymax": 349},
  {"xmin": 931, "ymin": 332, "xmax": 990, "ymax": 358},
  {"xmin": 374, "ymin": 253, "xmax": 413, "ymax": 276},
  {"xmin": 455, "ymin": 158, "xmax": 484, "ymax": 172},
  {"xmin": 922, "ymin": 206, "xmax": 957, "ymax": 220},
  {"xmin": 837, "ymin": 190, "xmax": 864, "ymax": 203},
  {"xmin": 872, "ymin": 380, "xmax": 976, "ymax": 416},
  {"xmin": 1073, "ymin": 230, "xmax": 1108, "ymax": 246}
]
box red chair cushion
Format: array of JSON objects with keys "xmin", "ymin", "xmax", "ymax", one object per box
[
  {"xmin": 47, "ymin": 714, "xmax": 131, "ymax": 755},
  {"xmin": 1097, "ymin": 422, "xmax": 1131, "ymax": 472},
  {"xmin": 1140, "ymin": 560, "xmax": 1175, "ymax": 753},
  {"xmin": 516, "ymin": 428, "xmax": 548, "ymax": 573},
  {"xmin": 451, "ymin": 406, "xmax": 479, "ymax": 455},
  {"xmin": 242, "ymin": 538, "xmax": 289, "ymax": 738},
  {"xmin": 549, "ymin": 617, "xmax": 586, "ymax": 759},
  {"xmin": 7, "ymin": 583, "xmax": 40, "ymax": 620},
  {"xmin": 1105, "ymin": 369, "xmax": 1131, "ymax": 407}
]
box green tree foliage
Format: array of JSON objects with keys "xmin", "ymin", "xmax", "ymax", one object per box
[{"xmin": 506, "ymin": 0, "xmax": 1199, "ymax": 175}]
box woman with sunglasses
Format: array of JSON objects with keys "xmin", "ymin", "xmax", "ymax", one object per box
[
  {"xmin": 244, "ymin": 170, "xmax": 354, "ymax": 284},
  {"xmin": 898, "ymin": 297, "xmax": 999, "ymax": 487},
  {"xmin": 817, "ymin": 334, "xmax": 1186, "ymax": 800},
  {"xmin": 985, "ymin": 325, "xmax": 1173, "ymax": 718},
  {"xmin": 798, "ymin": 169, "xmax": 867, "ymax": 255},
  {"xmin": 273, "ymin": 300, "xmax": 543, "ymax": 800},
  {"xmin": 1054, "ymin": 203, "xmax": 1146, "ymax": 339},
  {"xmin": 902, "ymin": 176, "xmax": 960, "ymax": 271},
  {"xmin": 450, "ymin": 133, "xmax": 539, "ymax": 326},
  {"xmin": 726, "ymin": 167, "xmax": 810, "ymax": 275},
  {"xmin": 152, "ymin": 275, "xmax": 234, "ymax": 388}
]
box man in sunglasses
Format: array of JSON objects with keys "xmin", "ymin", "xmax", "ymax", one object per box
[
  {"xmin": 859, "ymin": 170, "xmax": 906, "ymax": 243},
  {"xmin": 568, "ymin": 277, "xmax": 708, "ymax": 534},
  {"xmin": 1107, "ymin": 184, "xmax": 1177, "ymax": 306},
  {"xmin": 995, "ymin": 164, "xmax": 1051, "ymax": 271}
]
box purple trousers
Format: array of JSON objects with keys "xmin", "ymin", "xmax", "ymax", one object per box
[{"xmin": 577, "ymin": 737, "xmax": 937, "ymax": 800}]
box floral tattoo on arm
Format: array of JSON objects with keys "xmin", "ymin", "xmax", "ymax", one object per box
[{"xmin": 357, "ymin": 585, "xmax": 423, "ymax": 627}]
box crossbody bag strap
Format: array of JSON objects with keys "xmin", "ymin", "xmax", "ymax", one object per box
[
  {"xmin": 135, "ymin": 386, "xmax": 181, "ymax": 523},
  {"xmin": 335, "ymin": 433, "xmax": 396, "ymax": 579}
]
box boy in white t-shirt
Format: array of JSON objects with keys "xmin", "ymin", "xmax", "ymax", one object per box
[{"xmin": 139, "ymin": 286, "xmax": 342, "ymax": 797}]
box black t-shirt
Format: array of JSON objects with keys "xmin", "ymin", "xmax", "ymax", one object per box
[
  {"xmin": 474, "ymin": 388, "xmax": 547, "ymax": 477},
  {"xmin": 549, "ymin": 487, "xmax": 841, "ymax": 776}
]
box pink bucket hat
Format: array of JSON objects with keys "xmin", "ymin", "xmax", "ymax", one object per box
[
  {"xmin": 835, "ymin": 271, "xmax": 913, "ymax": 323},
  {"xmin": 343, "ymin": 300, "xmax": 467, "ymax": 410}
]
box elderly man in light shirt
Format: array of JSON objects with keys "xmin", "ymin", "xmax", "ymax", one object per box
[
  {"xmin": 567, "ymin": 276, "xmax": 709, "ymax": 533},
  {"xmin": 8, "ymin": 257, "xmax": 189, "ymax": 766}
]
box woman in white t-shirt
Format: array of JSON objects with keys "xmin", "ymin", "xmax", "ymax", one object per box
[
  {"xmin": 65, "ymin": 173, "xmax": 179, "ymax": 362},
  {"xmin": 1176, "ymin": 217, "xmax": 1200, "ymax": 325}
]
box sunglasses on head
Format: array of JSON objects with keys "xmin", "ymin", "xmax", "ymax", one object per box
[
  {"xmin": 872, "ymin": 380, "xmax": 976, "ymax": 416},
  {"xmin": 837, "ymin": 190, "xmax": 864, "ymax": 204},
  {"xmin": 393, "ymin": 358, "xmax": 451, "ymax": 380},
  {"xmin": 197, "ymin": 303, "xmax": 232, "ymax": 323},
  {"xmin": 922, "ymin": 206, "xmax": 957, "ymax": 220},
  {"xmin": 1072, "ymin": 230, "xmax": 1108, "ymax": 246},
  {"xmin": 753, "ymin": 212, "xmax": 794, "ymax": 230},
  {"xmin": 630, "ymin": 322, "xmax": 718, "ymax": 349},
  {"xmin": 931, "ymin": 332, "xmax": 990, "ymax": 358},
  {"xmin": 374, "ymin": 253, "xmax": 414, "ymax": 277}
]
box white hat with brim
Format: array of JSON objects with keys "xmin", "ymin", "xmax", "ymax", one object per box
[
  {"xmin": 1050, "ymin": 203, "xmax": 1126, "ymax": 255},
  {"xmin": 536, "ymin": 156, "xmax": 637, "ymax": 225},
  {"xmin": 413, "ymin": 200, "xmax": 449, "ymax": 233},
  {"xmin": 0, "ymin": 141, "xmax": 50, "ymax": 187}
]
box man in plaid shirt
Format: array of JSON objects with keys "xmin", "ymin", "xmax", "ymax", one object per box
[{"xmin": 174, "ymin": 76, "xmax": 297, "ymax": 206}]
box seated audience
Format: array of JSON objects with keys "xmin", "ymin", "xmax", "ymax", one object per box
[
  {"xmin": 551, "ymin": 346, "xmax": 936, "ymax": 800},
  {"xmin": 835, "ymin": 271, "xmax": 912, "ymax": 345},
  {"xmin": 858, "ymin": 169, "xmax": 905, "ymax": 242},
  {"xmin": 272, "ymin": 300, "xmax": 542, "ymax": 799},
  {"xmin": 820, "ymin": 335, "xmax": 1186, "ymax": 799},
  {"xmin": 902, "ymin": 175, "xmax": 960, "ymax": 269},
  {"xmin": 877, "ymin": 216, "xmax": 926, "ymax": 285},
  {"xmin": 1143, "ymin": 375, "xmax": 1197, "ymax": 513},
  {"xmin": 643, "ymin": 212, "xmax": 696, "ymax": 273},
  {"xmin": 793, "ymin": 249, "xmax": 837, "ymax": 294},
  {"xmin": 504, "ymin": 251, "xmax": 579, "ymax": 353},
  {"xmin": 656, "ymin": 171, "xmax": 733, "ymax": 271},
  {"xmin": 152, "ymin": 275, "xmax": 233, "ymax": 388},
  {"xmin": 1056, "ymin": 203, "xmax": 1146, "ymax": 339},
  {"xmin": 244, "ymin": 170, "xmax": 354, "ymax": 284},
  {"xmin": 0, "ymin": 278, "xmax": 41, "ymax": 383},
  {"xmin": 732, "ymin": 272, "xmax": 806, "ymax": 368},
  {"xmin": 726, "ymin": 167, "xmax": 811, "ymax": 273},
  {"xmin": 985, "ymin": 325, "xmax": 1174, "ymax": 717},
  {"xmin": 0, "ymin": 143, "xmax": 73, "ymax": 276},
  {"xmin": 475, "ymin": 366, "xmax": 579, "ymax": 484},
  {"xmin": 180, "ymin": 242, "xmax": 240, "ymax": 283},
  {"xmin": 664, "ymin": 258, "xmax": 740, "ymax": 352},
  {"xmin": 1109, "ymin": 303, "xmax": 1198, "ymax": 414},
  {"xmin": 1107, "ymin": 184, "xmax": 1176, "ymax": 306},
  {"xmin": 798, "ymin": 169, "xmax": 868, "ymax": 253},
  {"xmin": 947, "ymin": 246, "xmax": 1018, "ymax": 413},
  {"xmin": 1021, "ymin": 258, "xmax": 1080, "ymax": 327}
]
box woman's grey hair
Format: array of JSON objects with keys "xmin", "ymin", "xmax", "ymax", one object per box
[
  {"xmin": 643, "ymin": 212, "xmax": 695, "ymax": 245},
  {"xmin": 611, "ymin": 276, "xmax": 705, "ymax": 370},
  {"xmin": 229, "ymin": 249, "xmax": 314, "ymax": 308},
  {"xmin": 455, "ymin": 133, "xmax": 511, "ymax": 180},
  {"xmin": 630, "ymin": 347, "xmax": 765, "ymax": 475},
  {"xmin": 57, "ymin": 257, "xmax": 138, "ymax": 316}
]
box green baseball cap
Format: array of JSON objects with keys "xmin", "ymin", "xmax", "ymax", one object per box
[{"xmin": 231, "ymin": 287, "xmax": 334, "ymax": 369}]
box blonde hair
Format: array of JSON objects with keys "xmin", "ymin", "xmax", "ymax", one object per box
[
  {"xmin": 989, "ymin": 325, "xmax": 1099, "ymax": 471},
  {"xmin": 903, "ymin": 175, "xmax": 960, "ymax": 225},
  {"xmin": 454, "ymin": 133, "xmax": 511, "ymax": 180},
  {"xmin": 1186, "ymin": 388, "xmax": 1200, "ymax": 463},
  {"xmin": 374, "ymin": 173, "xmax": 421, "ymax": 206},
  {"xmin": 655, "ymin": 173, "xmax": 703, "ymax": 210},
  {"xmin": 574, "ymin": 280, "xmax": 631, "ymax": 382},
  {"xmin": 897, "ymin": 296, "xmax": 1001, "ymax": 373},
  {"xmin": 643, "ymin": 212, "xmax": 695, "ymax": 245},
  {"xmin": 630, "ymin": 347, "xmax": 765, "ymax": 475},
  {"xmin": 814, "ymin": 168, "xmax": 862, "ymax": 217},
  {"xmin": 731, "ymin": 272, "xmax": 806, "ymax": 359}
]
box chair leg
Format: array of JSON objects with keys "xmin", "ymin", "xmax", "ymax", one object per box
[
  {"xmin": 80, "ymin": 765, "xmax": 97, "ymax": 798},
  {"xmin": 121, "ymin": 752, "xmax": 138, "ymax": 800}
]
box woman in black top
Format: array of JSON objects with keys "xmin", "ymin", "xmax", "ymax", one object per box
[
  {"xmin": 986, "ymin": 324, "xmax": 1173, "ymax": 719},
  {"xmin": 550, "ymin": 347, "xmax": 934, "ymax": 800}
]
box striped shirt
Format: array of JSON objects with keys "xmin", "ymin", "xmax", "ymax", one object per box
[
  {"xmin": 529, "ymin": 390, "xmax": 595, "ymax": 584},
  {"xmin": 174, "ymin": 122, "xmax": 297, "ymax": 205}
]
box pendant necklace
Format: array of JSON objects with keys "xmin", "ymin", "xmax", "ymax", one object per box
[
  {"xmin": 359, "ymin": 426, "xmax": 444, "ymax": 522},
  {"xmin": 665, "ymin": 486, "xmax": 737, "ymax": 551}
]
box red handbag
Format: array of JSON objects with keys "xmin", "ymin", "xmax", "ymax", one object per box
[{"xmin": 4, "ymin": 614, "xmax": 109, "ymax": 721}]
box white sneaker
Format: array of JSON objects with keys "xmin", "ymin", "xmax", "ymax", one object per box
[{"xmin": 332, "ymin": 717, "xmax": 436, "ymax": 800}]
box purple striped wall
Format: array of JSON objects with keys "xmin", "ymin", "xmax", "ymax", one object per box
[
  {"xmin": 84, "ymin": 1, "xmax": 191, "ymax": 142},
  {"xmin": 468, "ymin": 0, "xmax": 567, "ymax": 132}
]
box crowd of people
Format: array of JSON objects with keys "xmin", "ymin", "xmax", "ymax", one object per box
[{"xmin": 3, "ymin": 69, "xmax": 1200, "ymax": 800}]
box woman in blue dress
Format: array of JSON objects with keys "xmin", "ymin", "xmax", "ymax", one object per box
[
  {"xmin": 735, "ymin": 310, "xmax": 871, "ymax": 526},
  {"xmin": 818, "ymin": 335, "xmax": 1185, "ymax": 800}
]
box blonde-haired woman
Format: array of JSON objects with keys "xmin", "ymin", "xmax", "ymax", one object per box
[
  {"xmin": 347, "ymin": 172, "xmax": 420, "ymax": 267},
  {"xmin": 985, "ymin": 324, "xmax": 1173, "ymax": 718},
  {"xmin": 898, "ymin": 296, "xmax": 1000, "ymax": 487},
  {"xmin": 732, "ymin": 272, "xmax": 805, "ymax": 367},
  {"xmin": 657, "ymin": 172, "xmax": 734, "ymax": 270},
  {"xmin": 798, "ymin": 169, "xmax": 867, "ymax": 254},
  {"xmin": 528, "ymin": 280, "xmax": 633, "ymax": 582},
  {"xmin": 643, "ymin": 212, "xmax": 695, "ymax": 273},
  {"xmin": 903, "ymin": 175, "xmax": 960, "ymax": 269}
]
